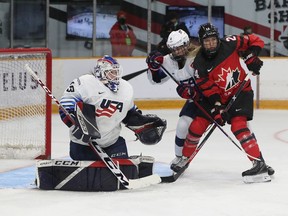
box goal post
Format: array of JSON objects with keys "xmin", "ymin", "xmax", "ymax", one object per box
[{"xmin": 0, "ymin": 48, "xmax": 52, "ymax": 159}]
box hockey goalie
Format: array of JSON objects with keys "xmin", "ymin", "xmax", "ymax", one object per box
[{"xmin": 36, "ymin": 55, "xmax": 168, "ymax": 191}]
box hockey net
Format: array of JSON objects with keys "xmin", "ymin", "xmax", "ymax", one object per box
[{"xmin": 0, "ymin": 48, "xmax": 52, "ymax": 159}]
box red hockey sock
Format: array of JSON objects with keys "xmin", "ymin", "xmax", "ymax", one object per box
[
  {"xmin": 183, "ymin": 117, "xmax": 210, "ymax": 157},
  {"xmin": 231, "ymin": 116, "xmax": 260, "ymax": 161}
]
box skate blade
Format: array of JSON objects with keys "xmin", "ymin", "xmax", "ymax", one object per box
[{"xmin": 243, "ymin": 172, "xmax": 271, "ymax": 184}]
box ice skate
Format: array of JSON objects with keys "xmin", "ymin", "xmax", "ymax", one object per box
[
  {"xmin": 170, "ymin": 156, "xmax": 189, "ymax": 172},
  {"xmin": 170, "ymin": 156, "xmax": 181, "ymax": 167},
  {"xmin": 267, "ymin": 165, "xmax": 275, "ymax": 176},
  {"xmin": 242, "ymin": 159, "xmax": 271, "ymax": 183},
  {"xmin": 259, "ymin": 153, "xmax": 275, "ymax": 176}
]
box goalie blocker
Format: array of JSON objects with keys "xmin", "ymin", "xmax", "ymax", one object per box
[{"xmin": 36, "ymin": 155, "xmax": 156, "ymax": 191}]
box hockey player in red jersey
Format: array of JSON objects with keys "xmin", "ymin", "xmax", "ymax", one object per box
[{"xmin": 172, "ymin": 23, "xmax": 274, "ymax": 183}]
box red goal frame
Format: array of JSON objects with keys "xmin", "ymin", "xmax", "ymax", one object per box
[{"xmin": 0, "ymin": 48, "xmax": 52, "ymax": 159}]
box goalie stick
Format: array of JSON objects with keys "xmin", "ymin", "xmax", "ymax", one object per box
[
  {"xmin": 160, "ymin": 65, "xmax": 260, "ymax": 161},
  {"xmin": 24, "ymin": 64, "xmax": 161, "ymax": 190}
]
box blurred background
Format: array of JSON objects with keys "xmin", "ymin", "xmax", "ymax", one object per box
[{"xmin": 0, "ymin": 0, "xmax": 285, "ymax": 57}]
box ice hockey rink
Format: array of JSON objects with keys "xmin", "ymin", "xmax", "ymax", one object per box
[{"xmin": 0, "ymin": 109, "xmax": 288, "ymax": 216}]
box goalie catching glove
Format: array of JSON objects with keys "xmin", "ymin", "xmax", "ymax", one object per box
[{"xmin": 123, "ymin": 110, "xmax": 167, "ymax": 145}]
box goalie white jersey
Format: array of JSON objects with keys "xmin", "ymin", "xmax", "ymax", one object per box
[{"xmin": 60, "ymin": 74, "xmax": 134, "ymax": 148}]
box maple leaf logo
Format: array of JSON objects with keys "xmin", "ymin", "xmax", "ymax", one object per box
[{"xmin": 215, "ymin": 67, "xmax": 241, "ymax": 91}]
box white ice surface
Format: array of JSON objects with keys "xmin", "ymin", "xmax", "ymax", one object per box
[{"xmin": 0, "ymin": 109, "xmax": 288, "ymax": 216}]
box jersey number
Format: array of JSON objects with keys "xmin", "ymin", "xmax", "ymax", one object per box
[
  {"xmin": 225, "ymin": 35, "xmax": 236, "ymax": 42},
  {"xmin": 66, "ymin": 81, "xmax": 75, "ymax": 92}
]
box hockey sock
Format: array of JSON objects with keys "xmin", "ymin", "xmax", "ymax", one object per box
[
  {"xmin": 183, "ymin": 117, "xmax": 210, "ymax": 157},
  {"xmin": 231, "ymin": 116, "xmax": 260, "ymax": 161},
  {"xmin": 175, "ymin": 136, "xmax": 185, "ymax": 156}
]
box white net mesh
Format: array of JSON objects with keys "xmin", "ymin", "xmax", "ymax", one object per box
[{"xmin": 0, "ymin": 50, "xmax": 51, "ymax": 159}]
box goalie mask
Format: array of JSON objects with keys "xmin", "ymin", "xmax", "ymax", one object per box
[
  {"xmin": 166, "ymin": 29, "xmax": 190, "ymax": 62},
  {"xmin": 94, "ymin": 55, "xmax": 123, "ymax": 92}
]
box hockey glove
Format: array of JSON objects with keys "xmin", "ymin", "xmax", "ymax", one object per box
[
  {"xmin": 72, "ymin": 101, "xmax": 100, "ymax": 142},
  {"xmin": 146, "ymin": 51, "xmax": 164, "ymax": 71},
  {"xmin": 242, "ymin": 50, "xmax": 263, "ymax": 75},
  {"xmin": 59, "ymin": 97, "xmax": 81, "ymax": 128},
  {"xmin": 124, "ymin": 110, "xmax": 167, "ymax": 145},
  {"xmin": 176, "ymin": 83, "xmax": 197, "ymax": 100},
  {"xmin": 211, "ymin": 102, "xmax": 226, "ymax": 126}
]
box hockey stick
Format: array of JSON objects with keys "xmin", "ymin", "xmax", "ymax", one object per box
[
  {"xmin": 191, "ymin": 72, "xmax": 252, "ymax": 161},
  {"xmin": 160, "ymin": 65, "xmax": 260, "ymax": 161},
  {"xmin": 154, "ymin": 64, "xmax": 210, "ymax": 165},
  {"xmin": 122, "ymin": 68, "xmax": 148, "ymax": 81},
  {"xmin": 24, "ymin": 64, "xmax": 161, "ymax": 189}
]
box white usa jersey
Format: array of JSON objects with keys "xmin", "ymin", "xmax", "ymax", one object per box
[
  {"xmin": 147, "ymin": 54, "xmax": 195, "ymax": 84},
  {"xmin": 61, "ymin": 74, "xmax": 134, "ymax": 148}
]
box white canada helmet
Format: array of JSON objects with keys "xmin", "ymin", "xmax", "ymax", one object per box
[{"xmin": 166, "ymin": 29, "xmax": 190, "ymax": 61}]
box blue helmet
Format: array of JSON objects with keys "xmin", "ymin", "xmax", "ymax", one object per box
[{"xmin": 94, "ymin": 55, "xmax": 123, "ymax": 92}]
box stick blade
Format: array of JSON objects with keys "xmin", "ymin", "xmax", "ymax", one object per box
[
  {"xmin": 127, "ymin": 174, "xmax": 161, "ymax": 189},
  {"xmin": 160, "ymin": 164, "xmax": 188, "ymax": 183}
]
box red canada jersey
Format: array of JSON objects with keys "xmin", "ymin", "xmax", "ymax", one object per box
[{"xmin": 192, "ymin": 34, "xmax": 264, "ymax": 104}]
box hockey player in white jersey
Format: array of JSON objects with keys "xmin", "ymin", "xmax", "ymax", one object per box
[
  {"xmin": 146, "ymin": 29, "xmax": 200, "ymax": 170},
  {"xmin": 35, "ymin": 55, "xmax": 168, "ymax": 191},
  {"xmin": 59, "ymin": 55, "xmax": 166, "ymax": 161}
]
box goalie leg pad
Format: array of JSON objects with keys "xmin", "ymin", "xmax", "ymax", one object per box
[
  {"xmin": 36, "ymin": 156, "xmax": 155, "ymax": 191},
  {"xmin": 36, "ymin": 159, "xmax": 139, "ymax": 191},
  {"xmin": 129, "ymin": 155, "xmax": 155, "ymax": 178}
]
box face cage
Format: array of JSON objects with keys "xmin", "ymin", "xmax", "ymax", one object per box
[
  {"xmin": 94, "ymin": 63, "xmax": 123, "ymax": 92},
  {"xmin": 169, "ymin": 44, "xmax": 189, "ymax": 61},
  {"xmin": 202, "ymin": 38, "xmax": 220, "ymax": 58},
  {"xmin": 104, "ymin": 69, "xmax": 122, "ymax": 92}
]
